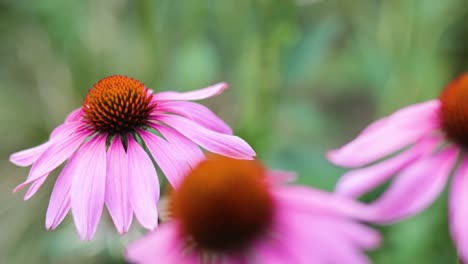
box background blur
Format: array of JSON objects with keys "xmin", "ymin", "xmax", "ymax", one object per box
[{"xmin": 1, "ymin": 0, "xmax": 467, "ymax": 263}]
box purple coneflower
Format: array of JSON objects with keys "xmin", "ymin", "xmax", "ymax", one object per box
[
  {"xmin": 328, "ymin": 73, "xmax": 468, "ymax": 261},
  {"xmin": 10, "ymin": 75, "xmax": 255, "ymax": 240},
  {"xmin": 125, "ymin": 156, "xmax": 380, "ymax": 264}
]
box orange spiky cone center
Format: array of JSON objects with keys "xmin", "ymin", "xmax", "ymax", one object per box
[{"xmin": 83, "ymin": 75, "xmax": 155, "ymax": 134}]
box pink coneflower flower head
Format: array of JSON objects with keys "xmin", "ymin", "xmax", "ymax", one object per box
[
  {"xmin": 9, "ymin": 75, "xmax": 255, "ymax": 240},
  {"xmin": 126, "ymin": 156, "xmax": 380, "ymax": 264},
  {"xmin": 327, "ymin": 73, "xmax": 468, "ymax": 261}
]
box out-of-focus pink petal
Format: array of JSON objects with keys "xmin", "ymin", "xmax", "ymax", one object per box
[
  {"xmin": 267, "ymin": 170, "xmax": 297, "ymax": 184},
  {"xmin": 313, "ymin": 217, "xmax": 381, "ymax": 250},
  {"xmin": 10, "ymin": 142, "xmax": 52, "ymax": 167},
  {"xmin": 368, "ymin": 146, "xmax": 458, "ymax": 223},
  {"xmin": 139, "ymin": 130, "xmax": 191, "ymax": 188},
  {"xmin": 13, "ymin": 128, "xmax": 89, "ymax": 192},
  {"xmin": 156, "ymin": 114, "xmax": 255, "ymax": 160},
  {"xmin": 278, "ymin": 209, "xmax": 371, "ymax": 264},
  {"xmin": 157, "ymin": 101, "xmax": 233, "ymax": 134},
  {"xmin": 125, "ymin": 222, "xmax": 181, "ymax": 263},
  {"xmin": 70, "ymin": 136, "xmax": 107, "ymax": 240},
  {"xmin": 255, "ymin": 243, "xmax": 299, "ymax": 264},
  {"xmin": 127, "ymin": 136, "xmax": 159, "ymax": 230},
  {"xmin": 311, "ymin": 223, "xmax": 373, "ymax": 264},
  {"xmin": 328, "ymin": 100, "xmax": 441, "ymax": 168},
  {"xmin": 336, "ymin": 136, "xmax": 441, "ymax": 198},
  {"xmin": 105, "ymin": 138, "xmax": 133, "ymax": 234},
  {"xmin": 272, "ymin": 186, "xmax": 374, "ymax": 221},
  {"xmin": 153, "ymin": 82, "xmax": 228, "ymax": 101},
  {"xmin": 46, "ymin": 152, "xmax": 79, "ymax": 230},
  {"xmin": 153, "ymin": 124, "xmax": 204, "ymax": 169},
  {"xmin": 449, "ymin": 158, "xmax": 468, "ymax": 263}
]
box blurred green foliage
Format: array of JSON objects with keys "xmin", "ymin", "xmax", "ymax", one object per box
[{"xmin": 1, "ymin": 0, "xmax": 467, "ymax": 263}]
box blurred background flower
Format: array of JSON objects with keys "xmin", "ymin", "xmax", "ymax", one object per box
[{"xmin": 0, "ymin": 0, "xmax": 466, "ymax": 263}]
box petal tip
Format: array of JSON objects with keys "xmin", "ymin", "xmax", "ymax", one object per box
[
  {"xmin": 12, "ymin": 185, "xmax": 24, "ymax": 194},
  {"xmin": 326, "ymin": 149, "xmax": 338, "ymax": 161},
  {"xmin": 218, "ymin": 82, "xmax": 229, "ymax": 91}
]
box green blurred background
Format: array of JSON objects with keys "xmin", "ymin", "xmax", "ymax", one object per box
[{"xmin": 1, "ymin": 0, "xmax": 467, "ymax": 263}]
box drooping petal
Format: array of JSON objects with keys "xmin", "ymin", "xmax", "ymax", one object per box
[
  {"xmin": 156, "ymin": 114, "xmax": 255, "ymax": 159},
  {"xmin": 153, "ymin": 124, "xmax": 204, "ymax": 168},
  {"xmin": 368, "ymin": 146, "xmax": 458, "ymax": 223},
  {"xmin": 153, "ymin": 82, "xmax": 228, "ymax": 101},
  {"xmin": 139, "ymin": 130, "xmax": 191, "ymax": 188},
  {"xmin": 272, "ymin": 186, "xmax": 374, "ymax": 221},
  {"xmin": 336, "ymin": 136, "xmax": 441, "ymax": 198},
  {"xmin": 127, "ymin": 135, "xmax": 159, "ymax": 230},
  {"xmin": 449, "ymin": 158, "xmax": 468, "ymax": 263},
  {"xmin": 46, "ymin": 152, "xmax": 79, "ymax": 230},
  {"xmin": 9, "ymin": 142, "xmax": 52, "ymax": 167},
  {"xmin": 24, "ymin": 175, "xmax": 48, "ymax": 200},
  {"xmin": 125, "ymin": 222, "xmax": 181, "ymax": 263},
  {"xmin": 70, "ymin": 136, "xmax": 107, "ymax": 240},
  {"xmin": 105, "ymin": 138, "xmax": 133, "ymax": 234},
  {"xmin": 10, "ymin": 121, "xmax": 85, "ymax": 167},
  {"xmin": 157, "ymin": 101, "xmax": 233, "ymax": 134},
  {"xmin": 13, "ymin": 127, "xmax": 90, "ymax": 192},
  {"xmin": 328, "ymin": 100, "xmax": 441, "ymax": 168}
]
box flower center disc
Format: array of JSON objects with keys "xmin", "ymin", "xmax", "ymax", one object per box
[
  {"xmin": 440, "ymin": 74, "xmax": 468, "ymax": 148},
  {"xmin": 171, "ymin": 156, "xmax": 274, "ymax": 252},
  {"xmin": 83, "ymin": 75, "xmax": 154, "ymax": 134}
]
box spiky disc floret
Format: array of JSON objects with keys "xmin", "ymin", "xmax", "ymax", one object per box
[{"xmin": 83, "ymin": 75, "xmax": 155, "ymax": 134}]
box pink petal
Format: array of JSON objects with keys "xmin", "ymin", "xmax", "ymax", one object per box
[
  {"xmin": 310, "ymin": 223, "xmax": 373, "ymax": 264},
  {"xmin": 255, "ymin": 243, "xmax": 299, "ymax": 264},
  {"xmin": 70, "ymin": 136, "xmax": 107, "ymax": 240},
  {"xmin": 315, "ymin": 217, "xmax": 381, "ymax": 250},
  {"xmin": 153, "ymin": 82, "xmax": 228, "ymax": 101},
  {"xmin": 156, "ymin": 114, "xmax": 255, "ymax": 159},
  {"xmin": 336, "ymin": 136, "xmax": 441, "ymax": 198},
  {"xmin": 10, "ymin": 142, "xmax": 52, "ymax": 167},
  {"xmin": 449, "ymin": 158, "xmax": 468, "ymax": 262},
  {"xmin": 153, "ymin": 124, "xmax": 205, "ymax": 169},
  {"xmin": 125, "ymin": 222, "xmax": 181, "ymax": 263},
  {"xmin": 50, "ymin": 121, "xmax": 85, "ymax": 139},
  {"xmin": 105, "ymin": 138, "xmax": 133, "ymax": 234},
  {"xmin": 13, "ymin": 128, "xmax": 89, "ymax": 192},
  {"xmin": 46, "ymin": 152, "xmax": 79, "ymax": 230},
  {"xmin": 10, "ymin": 121, "xmax": 84, "ymax": 167},
  {"xmin": 368, "ymin": 146, "xmax": 458, "ymax": 223},
  {"xmin": 24, "ymin": 175, "xmax": 48, "ymax": 200},
  {"xmin": 272, "ymin": 186, "xmax": 374, "ymax": 221},
  {"xmin": 127, "ymin": 135, "xmax": 159, "ymax": 230},
  {"xmin": 139, "ymin": 130, "xmax": 191, "ymax": 188},
  {"xmin": 328, "ymin": 100, "xmax": 441, "ymax": 168},
  {"xmin": 267, "ymin": 170, "xmax": 297, "ymax": 184},
  {"xmin": 157, "ymin": 101, "xmax": 233, "ymax": 134},
  {"xmin": 278, "ymin": 209, "xmax": 371, "ymax": 264},
  {"xmin": 64, "ymin": 108, "xmax": 83, "ymax": 123}
]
